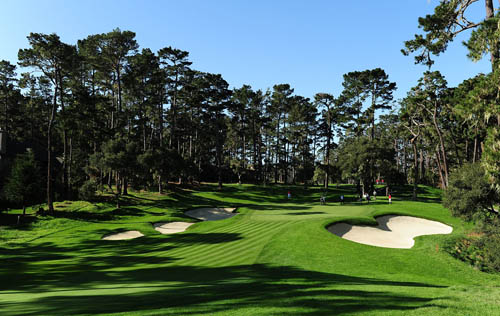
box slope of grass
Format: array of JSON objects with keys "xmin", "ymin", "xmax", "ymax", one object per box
[{"xmin": 0, "ymin": 184, "xmax": 499, "ymax": 315}]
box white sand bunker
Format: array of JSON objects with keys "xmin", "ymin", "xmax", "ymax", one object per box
[
  {"xmin": 102, "ymin": 230, "xmax": 144, "ymax": 240},
  {"xmin": 153, "ymin": 222, "xmax": 194, "ymax": 234},
  {"xmin": 185, "ymin": 207, "xmax": 237, "ymax": 221},
  {"xmin": 328, "ymin": 215, "xmax": 452, "ymax": 249}
]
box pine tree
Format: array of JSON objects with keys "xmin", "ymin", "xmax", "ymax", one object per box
[{"xmin": 3, "ymin": 151, "xmax": 41, "ymax": 215}]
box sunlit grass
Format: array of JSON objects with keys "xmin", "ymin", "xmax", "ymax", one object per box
[{"xmin": 0, "ymin": 184, "xmax": 498, "ymax": 315}]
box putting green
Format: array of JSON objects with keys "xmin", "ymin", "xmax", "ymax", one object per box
[{"xmin": 0, "ymin": 184, "xmax": 499, "ymax": 316}]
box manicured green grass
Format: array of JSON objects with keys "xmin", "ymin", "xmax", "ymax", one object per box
[{"xmin": 1, "ymin": 184, "xmax": 499, "ymax": 315}]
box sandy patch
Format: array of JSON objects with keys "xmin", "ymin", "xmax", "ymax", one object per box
[
  {"xmin": 102, "ymin": 230, "xmax": 144, "ymax": 240},
  {"xmin": 185, "ymin": 207, "xmax": 237, "ymax": 221},
  {"xmin": 328, "ymin": 215, "xmax": 452, "ymax": 249},
  {"xmin": 154, "ymin": 222, "xmax": 194, "ymax": 234}
]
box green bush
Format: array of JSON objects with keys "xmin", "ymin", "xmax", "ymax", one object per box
[
  {"xmin": 476, "ymin": 219, "xmax": 500, "ymax": 272},
  {"xmin": 448, "ymin": 237, "xmax": 485, "ymax": 270},
  {"xmin": 446, "ymin": 219, "xmax": 500, "ymax": 273},
  {"xmin": 443, "ymin": 163, "xmax": 499, "ymax": 220},
  {"xmin": 79, "ymin": 180, "xmax": 98, "ymax": 201},
  {"xmin": 3, "ymin": 151, "xmax": 42, "ymax": 215}
]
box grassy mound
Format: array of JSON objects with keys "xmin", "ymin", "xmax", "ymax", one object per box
[{"xmin": 0, "ymin": 184, "xmax": 499, "ymax": 315}]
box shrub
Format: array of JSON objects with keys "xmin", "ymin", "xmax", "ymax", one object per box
[
  {"xmin": 3, "ymin": 151, "xmax": 42, "ymax": 215},
  {"xmin": 448, "ymin": 237, "xmax": 486, "ymax": 270},
  {"xmin": 445, "ymin": 219, "xmax": 500, "ymax": 273},
  {"xmin": 313, "ymin": 166, "xmax": 326, "ymax": 185},
  {"xmin": 443, "ymin": 163, "xmax": 499, "ymax": 220},
  {"xmin": 476, "ymin": 219, "xmax": 500, "ymax": 272},
  {"xmin": 79, "ymin": 180, "xmax": 98, "ymax": 201}
]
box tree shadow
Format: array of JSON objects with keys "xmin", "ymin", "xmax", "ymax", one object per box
[
  {"xmin": 285, "ymin": 212, "xmax": 327, "ymax": 216},
  {"xmin": 389, "ymin": 185, "xmax": 443, "ymax": 204},
  {"xmin": 111, "ymin": 207, "xmax": 164, "ymax": 217},
  {"xmin": 0, "ymin": 214, "xmax": 38, "ymax": 227},
  {"xmin": 50, "ymin": 210, "xmax": 114, "ymax": 221},
  {"xmin": 0, "ymin": 184, "xmax": 454, "ymax": 314},
  {"xmin": 0, "ymin": 230, "xmax": 245, "ymax": 293},
  {"xmin": 165, "ymin": 232, "xmax": 243, "ymax": 244},
  {"xmin": 3, "ymin": 263, "xmax": 449, "ymax": 315}
]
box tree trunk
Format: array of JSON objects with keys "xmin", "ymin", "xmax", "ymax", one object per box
[
  {"xmin": 62, "ymin": 131, "xmax": 68, "ymax": 200},
  {"xmin": 170, "ymin": 70, "xmax": 179, "ymax": 150},
  {"xmin": 403, "ymin": 143, "xmax": 407, "ymax": 179},
  {"xmin": 370, "ymin": 88, "xmax": 377, "ymax": 194},
  {"xmin": 108, "ymin": 171, "xmax": 112, "ymax": 188},
  {"xmin": 411, "ymin": 139, "xmax": 418, "ymax": 200},
  {"xmin": 433, "ymin": 105, "xmax": 449, "ymax": 187},
  {"xmin": 357, "ymin": 179, "xmax": 362, "ymax": 200},
  {"xmin": 394, "ymin": 139, "xmax": 399, "ymax": 170},
  {"xmin": 110, "ymin": 74, "xmax": 116, "ymax": 129},
  {"xmin": 418, "ymin": 148, "xmax": 423, "ymax": 181},
  {"xmin": 486, "ymin": 0, "xmax": 497, "ymax": 68},
  {"xmin": 158, "ymin": 175, "xmax": 162, "ymax": 194},
  {"xmin": 473, "ymin": 133, "xmax": 478, "ymax": 163},
  {"xmin": 252, "ymin": 121, "xmax": 258, "ymax": 178},
  {"xmin": 465, "ymin": 139, "xmax": 469, "ymax": 162},
  {"xmin": 47, "ymin": 81, "xmax": 58, "ymax": 213},
  {"xmin": 435, "ymin": 146, "xmax": 446, "ymax": 189},
  {"xmin": 123, "ymin": 177, "xmax": 128, "ymax": 195},
  {"xmin": 116, "ymin": 173, "xmax": 122, "ymax": 195},
  {"xmin": 117, "ymin": 65, "xmax": 122, "ymax": 117},
  {"xmin": 325, "ymin": 109, "xmax": 331, "ymax": 190},
  {"xmin": 68, "ymin": 137, "xmax": 73, "ymax": 199},
  {"xmin": 284, "ymin": 127, "xmax": 288, "ymax": 185},
  {"xmin": 59, "ymin": 76, "xmax": 69, "ymax": 201},
  {"xmin": 159, "ymin": 91, "xmax": 164, "ymax": 144},
  {"xmin": 3, "ymin": 93, "xmax": 7, "ymax": 132},
  {"xmin": 258, "ymin": 131, "xmax": 264, "ymax": 184},
  {"xmin": 242, "ymin": 118, "xmax": 246, "ymax": 170},
  {"xmin": 371, "ymin": 86, "xmax": 376, "ymax": 141},
  {"xmin": 216, "ymin": 120, "xmax": 223, "ymax": 191},
  {"xmin": 421, "ymin": 149, "xmax": 426, "ymax": 183},
  {"xmin": 275, "ymin": 114, "xmax": 280, "ymax": 184}
]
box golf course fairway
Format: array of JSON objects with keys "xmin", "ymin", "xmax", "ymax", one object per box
[{"xmin": 1, "ymin": 184, "xmax": 499, "ymax": 315}]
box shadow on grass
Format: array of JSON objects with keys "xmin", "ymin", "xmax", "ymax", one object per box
[
  {"xmin": 2, "ymin": 263, "xmax": 448, "ymax": 316},
  {"xmin": 1, "ymin": 196, "xmax": 451, "ymax": 316},
  {"xmin": 166, "ymin": 232, "xmax": 242, "ymax": 244},
  {"xmin": 111, "ymin": 207, "xmax": 164, "ymax": 217},
  {"xmin": 0, "ymin": 230, "xmax": 245, "ymax": 293},
  {"xmin": 389, "ymin": 185, "xmax": 442, "ymax": 203},
  {"xmin": 205, "ymin": 184, "xmax": 353, "ymax": 205},
  {"xmin": 285, "ymin": 212, "xmax": 327, "ymax": 216},
  {"xmin": 51, "ymin": 210, "xmax": 115, "ymax": 221},
  {"xmin": 0, "ymin": 214, "xmax": 38, "ymax": 227}
]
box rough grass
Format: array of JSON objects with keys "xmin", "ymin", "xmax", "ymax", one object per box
[{"xmin": 0, "ymin": 184, "xmax": 499, "ymax": 315}]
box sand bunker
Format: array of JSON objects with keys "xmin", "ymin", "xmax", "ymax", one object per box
[
  {"xmin": 102, "ymin": 230, "xmax": 144, "ymax": 240},
  {"xmin": 103, "ymin": 208, "xmax": 235, "ymax": 240},
  {"xmin": 328, "ymin": 215, "xmax": 452, "ymax": 249},
  {"xmin": 185, "ymin": 207, "xmax": 237, "ymax": 221},
  {"xmin": 153, "ymin": 222, "xmax": 194, "ymax": 234}
]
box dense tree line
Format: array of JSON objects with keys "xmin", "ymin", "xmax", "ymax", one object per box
[
  {"xmin": 402, "ymin": 0, "xmax": 500, "ymax": 195},
  {"xmin": 403, "ymin": 0, "xmax": 500, "ymax": 272},
  {"xmin": 0, "ymin": 29, "xmax": 402, "ymax": 210},
  {"xmin": 0, "ymin": 9, "xmax": 498, "ymax": 216}
]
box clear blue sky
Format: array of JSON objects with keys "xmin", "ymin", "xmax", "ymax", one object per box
[{"xmin": 0, "ymin": 0, "xmax": 491, "ymax": 103}]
